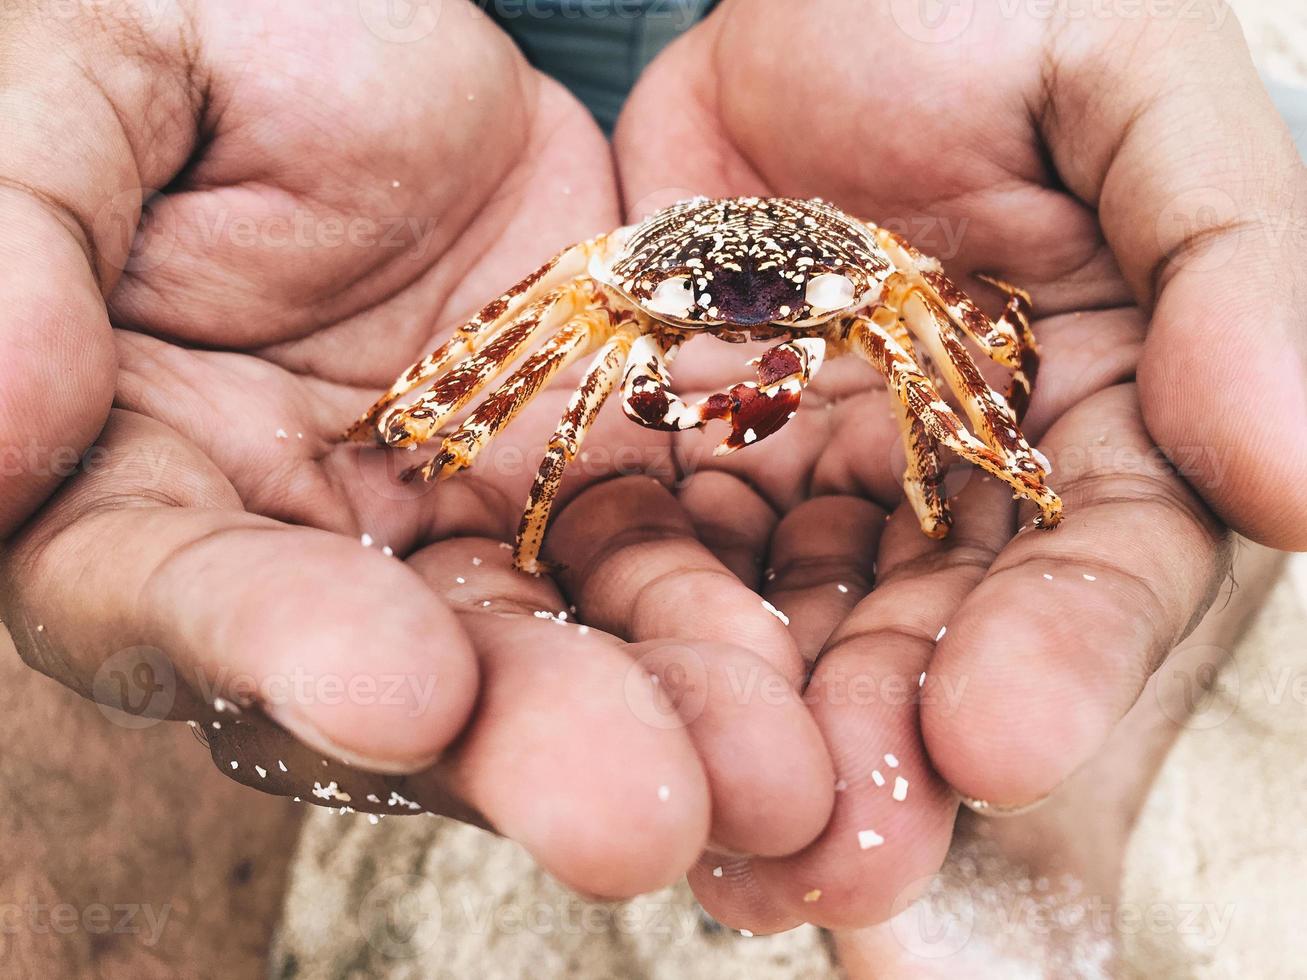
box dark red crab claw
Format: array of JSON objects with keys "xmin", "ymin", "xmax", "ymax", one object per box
[{"xmin": 706, "ymin": 340, "xmax": 823, "ymax": 456}]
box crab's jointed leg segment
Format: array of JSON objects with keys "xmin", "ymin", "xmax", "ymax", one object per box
[
  {"xmin": 888, "ymin": 276, "xmax": 1047, "ymax": 483},
  {"xmin": 376, "ymin": 281, "xmax": 591, "ymax": 448},
  {"xmin": 868, "ymin": 225, "xmax": 1039, "ymax": 420},
  {"xmin": 844, "ymin": 315, "xmax": 1063, "ymax": 528},
  {"xmin": 514, "ymin": 320, "xmax": 644, "ymax": 574},
  {"xmin": 342, "ymin": 239, "xmax": 597, "ymax": 442},
  {"xmin": 871, "ymin": 311, "xmax": 952, "ymax": 537},
  {"xmin": 920, "ymin": 270, "xmax": 1039, "ymax": 420},
  {"xmin": 404, "ymin": 301, "xmax": 622, "ymax": 484},
  {"xmin": 621, "ymin": 330, "xmax": 825, "ymax": 456}
]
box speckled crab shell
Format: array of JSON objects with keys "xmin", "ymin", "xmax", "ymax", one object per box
[{"xmin": 599, "ymin": 197, "xmax": 893, "ymax": 328}]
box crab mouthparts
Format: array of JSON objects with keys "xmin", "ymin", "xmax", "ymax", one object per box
[{"xmin": 706, "ymin": 268, "xmax": 802, "ymax": 325}]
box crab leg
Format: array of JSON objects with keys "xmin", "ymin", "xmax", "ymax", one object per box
[
  {"xmin": 863, "ymin": 311, "xmax": 952, "ymax": 537},
  {"xmin": 918, "ymin": 270, "xmax": 1039, "ymax": 419},
  {"xmin": 844, "ymin": 314, "xmax": 1063, "ymax": 528},
  {"xmin": 884, "ymin": 274, "xmax": 1048, "ymax": 484},
  {"xmin": 375, "ymin": 280, "xmax": 595, "ymax": 448},
  {"xmin": 868, "ymin": 225, "xmax": 1038, "ymax": 418},
  {"xmin": 514, "ymin": 320, "xmax": 644, "ymax": 574},
  {"xmin": 343, "ymin": 238, "xmax": 598, "ymax": 442},
  {"xmin": 621, "ymin": 329, "xmax": 825, "ymax": 456},
  {"xmin": 404, "ymin": 304, "xmax": 620, "ymax": 483}
]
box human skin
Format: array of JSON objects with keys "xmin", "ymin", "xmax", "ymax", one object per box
[
  {"xmin": 0, "ymin": 0, "xmax": 836, "ymax": 909},
  {"xmin": 1, "ymin": 0, "xmax": 1304, "ymax": 957},
  {"xmin": 612, "ymin": 0, "xmax": 1307, "ymax": 932}
]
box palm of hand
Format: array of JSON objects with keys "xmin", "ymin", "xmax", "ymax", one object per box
[
  {"xmin": 4, "ymin": 2, "xmax": 835, "ymax": 902},
  {"xmin": 605, "ymin": 0, "xmax": 1278, "ymax": 930},
  {"xmin": 7, "ymin": 0, "xmax": 1302, "ymax": 935}
]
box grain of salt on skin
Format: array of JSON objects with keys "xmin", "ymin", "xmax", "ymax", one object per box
[
  {"xmin": 382, "ymin": 546, "xmax": 394, "ymax": 558},
  {"xmin": 872, "ymin": 770, "xmax": 885, "ymax": 787},
  {"xmin": 230, "ymin": 760, "xmax": 239, "ymax": 770},
  {"xmin": 857, "ymin": 829, "xmax": 884, "ymax": 850},
  {"xmin": 361, "ymin": 533, "xmax": 374, "ymax": 548},
  {"xmin": 255, "ymin": 766, "xmax": 267, "ymax": 779},
  {"xmin": 712, "ymin": 866, "xmax": 723, "ymax": 878},
  {"xmin": 278, "ymin": 760, "xmax": 288, "ymax": 772},
  {"xmin": 276, "ymin": 429, "xmax": 288, "ymax": 440},
  {"xmin": 884, "ymin": 753, "xmax": 900, "ymax": 768},
  {"xmin": 893, "ymin": 776, "xmax": 909, "ymax": 802},
  {"xmin": 837, "ymin": 584, "xmax": 849, "ymax": 594},
  {"xmin": 803, "ymin": 889, "xmax": 822, "ymax": 903},
  {"xmin": 657, "ymin": 785, "xmax": 671, "ymax": 803},
  {"xmin": 935, "ymin": 626, "xmax": 947, "ymax": 641},
  {"xmin": 1043, "ymin": 573, "xmax": 1054, "ymax": 581},
  {"xmin": 761, "ymin": 600, "xmax": 790, "ymax": 626},
  {"xmin": 1083, "ymin": 573, "xmax": 1097, "ymax": 582},
  {"xmin": 739, "ymin": 930, "xmax": 754, "ymax": 938}
]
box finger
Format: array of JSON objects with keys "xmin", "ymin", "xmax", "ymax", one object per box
[
  {"xmin": 686, "ymin": 477, "xmax": 1016, "ymax": 932},
  {"xmin": 0, "ymin": 11, "xmax": 199, "ymax": 534},
  {"xmin": 400, "ymin": 541, "xmax": 712, "ymax": 898},
  {"xmin": 626, "ymin": 639, "xmax": 835, "ymax": 858},
  {"xmin": 411, "ymin": 539, "xmax": 834, "ymax": 857},
  {"xmin": 764, "ymin": 496, "xmax": 886, "ymax": 661},
  {"xmin": 1045, "ymin": 14, "xmax": 1307, "ymax": 548},
  {"xmin": 549, "ymin": 476, "xmax": 804, "ymax": 681},
  {"xmin": 922, "ymin": 384, "xmax": 1229, "ymax": 808},
  {"xmin": 675, "ymin": 470, "xmax": 777, "ymax": 587},
  {"xmin": 0, "ymin": 411, "xmax": 480, "ymax": 774}
]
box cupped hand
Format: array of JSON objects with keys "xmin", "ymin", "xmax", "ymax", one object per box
[
  {"xmin": 613, "ymin": 0, "xmax": 1307, "ymax": 930},
  {"xmin": 0, "ymin": 0, "xmax": 836, "ymax": 899}
]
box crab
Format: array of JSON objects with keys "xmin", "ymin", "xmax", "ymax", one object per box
[{"xmin": 344, "ymin": 197, "xmax": 1063, "ymax": 573}]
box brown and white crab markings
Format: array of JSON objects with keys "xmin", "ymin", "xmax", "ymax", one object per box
[{"xmin": 344, "ymin": 197, "xmax": 1063, "ymax": 574}]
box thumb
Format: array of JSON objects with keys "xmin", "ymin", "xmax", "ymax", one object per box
[
  {"xmin": 0, "ymin": 411, "xmax": 480, "ymax": 772},
  {"xmin": 1042, "ymin": 10, "xmax": 1307, "ymax": 549}
]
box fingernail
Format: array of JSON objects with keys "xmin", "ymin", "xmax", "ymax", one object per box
[
  {"xmin": 959, "ymin": 793, "xmax": 1051, "ymax": 817},
  {"xmin": 263, "ymin": 702, "xmax": 443, "ymax": 775}
]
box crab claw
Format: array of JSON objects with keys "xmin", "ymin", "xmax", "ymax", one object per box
[{"xmin": 708, "ymin": 339, "xmax": 824, "ymax": 456}]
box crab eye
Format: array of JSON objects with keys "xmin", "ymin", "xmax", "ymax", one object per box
[
  {"xmin": 805, "ymin": 273, "xmax": 856, "ymax": 313},
  {"xmin": 647, "ymin": 276, "xmax": 695, "ymax": 318}
]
